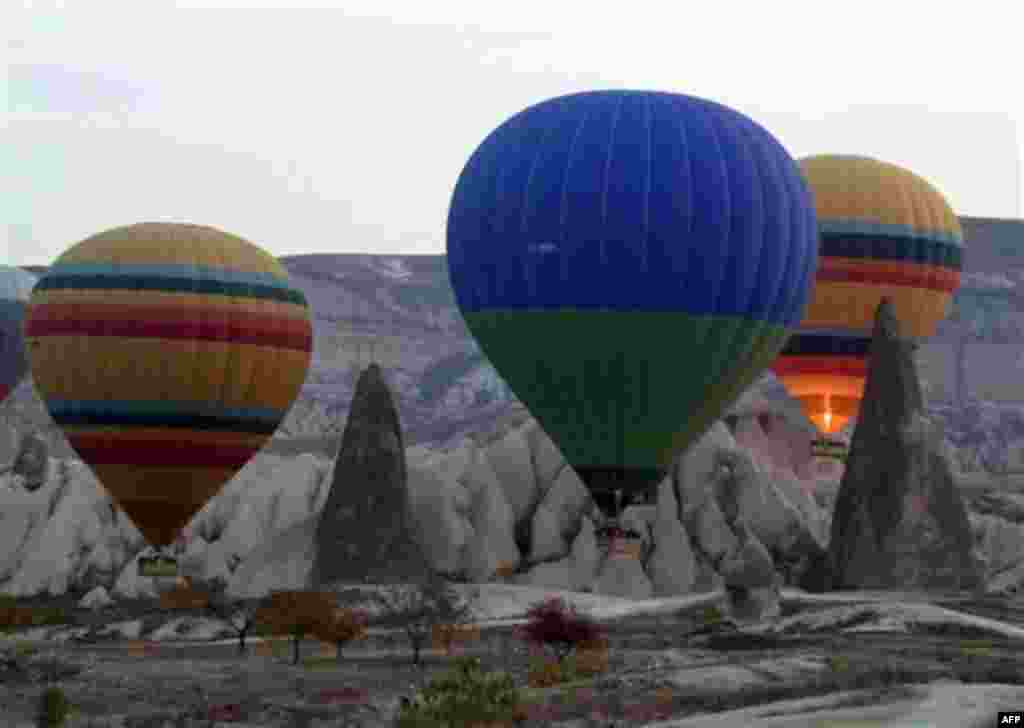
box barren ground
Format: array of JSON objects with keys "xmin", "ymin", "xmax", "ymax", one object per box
[{"xmin": 3, "ymin": 593, "xmax": 1024, "ymax": 726}]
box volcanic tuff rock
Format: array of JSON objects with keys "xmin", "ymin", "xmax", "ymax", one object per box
[
  {"xmin": 710, "ymin": 452, "xmax": 781, "ymax": 621},
  {"xmin": 647, "ymin": 475, "xmax": 699, "ymax": 596},
  {"xmin": 6, "ymin": 431, "xmax": 49, "ymax": 492},
  {"xmin": 311, "ymin": 364, "xmax": 430, "ymax": 586},
  {"xmin": 592, "ymin": 548, "xmax": 654, "ymax": 599},
  {"xmin": 78, "ymin": 585, "xmax": 113, "ymax": 610},
  {"xmin": 827, "ymin": 300, "xmax": 983, "ymax": 592},
  {"xmin": 1, "ymin": 385, "xmax": 836, "ymax": 602}
]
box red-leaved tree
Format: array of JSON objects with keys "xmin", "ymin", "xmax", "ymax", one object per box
[{"xmin": 515, "ymin": 596, "xmax": 603, "ymax": 665}]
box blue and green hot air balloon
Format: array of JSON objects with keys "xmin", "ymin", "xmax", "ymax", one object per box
[
  {"xmin": 0, "ymin": 265, "xmax": 38, "ymax": 405},
  {"xmin": 446, "ymin": 90, "xmax": 818, "ymax": 517}
]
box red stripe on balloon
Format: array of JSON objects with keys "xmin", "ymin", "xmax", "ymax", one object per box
[
  {"xmin": 815, "ymin": 262, "xmax": 959, "ymax": 292},
  {"xmin": 772, "ymin": 356, "xmax": 868, "ymax": 377},
  {"xmin": 68, "ymin": 436, "xmax": 262, "ymax": 469},
  {"xmin": 26, "ymin": 304, "xmax": 312, "ymax": 352}
]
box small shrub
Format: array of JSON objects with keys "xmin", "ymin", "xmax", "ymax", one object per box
[
  {"xmin": 310, "ymin": 607, "xmax": 369, "ymax": 663},
  {"xmin": 206, "ymin": 703, "xmax": 242, "ymax": 722},
  {"xmin": 255, "ymin": 637, "xmax": 291, "ymax": 661},
  {"xmin": 959, "ymin": 639, "xmax": 994, "ymax": 657},
  {"xmin": 527, "ymin": 656, "xmax": 566, "ymax": 688},
  {"xmin": 568, "ymin": 638, "xmax": 609, "ymax": 676},
  {"xmin": 700, "ymin": 605, "xmax": 724, "ymax": 625},
  {"xmin": 0, "ymin": 605, "xmax": 36, "ymax": 629},
  {"xmin": 515, "ymin": 596, "xmax": 603, "ymax": 665},
  {"xmin": 127, "ymin": 641, "xmax": 161, "ymax": 658},
  {"xmin": 828, "ymin": 654, "xmax": 850, "ymax": 673},
  {"xmin": 431, "ymin": 622, "xmax": 481, "ymax": 656},
  {"xmin": 514, "ymin": 700, "xmax": 563, "ymax": 722},
  {"xmin": 396, "ymin": 656, "xmax": 520, "ymax": 727},
  {"xmin": 4, "ymin": 606, "xmax": 70, "ymax": 628},
  {"xmin": 494, "ymin": 562, "xmax": 517, "ymax": 580},
  {"xmin": 160, "ymin": 585, "xmax": 209, "ymax": 611},
  {"xmin": 36, "ymin": 685, "xmax": 71, "ymax": 727},
  {"xmin": 15, "ymin": 641, "xmax": 39, "ymax": 658},
  {"xmin": 255, "ymin": 590, "xmax": 336, "ymax": 666}
]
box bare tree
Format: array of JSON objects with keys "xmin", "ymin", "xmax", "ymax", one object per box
[
  {"xmin": 254, "ymin": 591, "xmax": 335, "ymax": 666},
  {"xmin": 205, "ymin": 592, "xmax": 260, "ymax": 656},
  {"xmin": 369, "ymin": 571, "xmax": 479, "ymax": 668}
]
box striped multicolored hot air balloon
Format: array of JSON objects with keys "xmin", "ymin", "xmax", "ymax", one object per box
[
  {"xmin": 771, "ymin": 155, "xmax": 963, "ymax": 440},
  {"xmin": 0, "ymin": 265, "xmax": 37, "ymax": 404},
  {"xmin": 25, "ymin": 223, "xmax": 313, "ymax": 550},
  {"xmin": 447, "ymin": 90, "xmax": 819, "ymax": 517}
]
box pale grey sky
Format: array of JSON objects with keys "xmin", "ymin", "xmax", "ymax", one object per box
[{"xmin": 5, "ymin": 1, "xmax": 1022, "ymax": 265}]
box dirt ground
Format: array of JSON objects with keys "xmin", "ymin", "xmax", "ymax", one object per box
[{"xmin": 4, "ymin": 597, "xmax": 1024, "ymax": 726}]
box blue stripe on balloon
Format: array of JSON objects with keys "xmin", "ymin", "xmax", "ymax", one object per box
[
  {"xmin": 446, "ymin": 90, "xmax": 816, "ymax": 326},
  {"xmin": 818, "ymin": 219, "xmax": 963, "ymax": 246},
  {"xmin": 44, "ymin": 399, "xmax": 285, "ymax": 433},
  {"xmin": 819, "ymin": 235, "xmax": 962, "ymax": 269},
  {"xmin": 782, "ymin": 331, "xmax": 873, "ymax": 357},
  {"xmin": 39, "ymin": 263, "xmax": 290, "ymax": 290}
]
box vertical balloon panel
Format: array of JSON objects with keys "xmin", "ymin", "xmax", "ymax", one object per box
[{"xmin": 24, "ymin": 223, "xmax": 313, "ymax": 547}]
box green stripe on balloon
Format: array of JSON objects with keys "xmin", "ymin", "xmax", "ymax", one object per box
[{"xmin": 464, "ymin": 310, "xmax": 789, "ymax": 481}]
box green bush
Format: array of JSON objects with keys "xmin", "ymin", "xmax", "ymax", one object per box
[
  {"xmin": 396, "ymin": 656, "xmax": 520, "ymax": 727},
  {"xmin": 700, "ymin": 605, "xmax": 724, "ymax": 625},
  {"xmin": 37, "ymin": 686, "xmax": 71, "ymax": 727},
  {"xmin": 15, "ymin": 641, "xmax": 39, "ymax": 658},
  {"xmin": 827, "ymin": 654, "xmax": 850, "ymax": 673},
  {"xmin": 34, "ymin": 608, "xmax": 69, "ymax": 626}
]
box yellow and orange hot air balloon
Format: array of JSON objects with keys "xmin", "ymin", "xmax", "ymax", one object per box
[
  {"xmin": 771, "ymin": 155, "xmax": 963, "ymax": 451},
  {"xmin": 24, "ymin": 223, "xmax": 313, "ymax": 573}
]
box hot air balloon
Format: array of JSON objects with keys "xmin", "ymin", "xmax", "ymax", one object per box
[
  {"xmin": 24, "ymin": 223, "xmax": 313, "ymax": 575},
  {"xmin": 446, "ymin": 90, "xmax": 818, "ymax": 523},
  {"xmin": 770, "ymin": 155, "xmax": 963, "ymax": 456},
  {"xmin": 0, "ymin": 265, "xmax": 37, "ymax": 405}
]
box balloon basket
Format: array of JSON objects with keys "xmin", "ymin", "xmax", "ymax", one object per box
[
  {"xmin": 811, "ymin": 438, "xmax": 847, "ymax": 462},
  {"xmin": 139, "ymin": 555, "xmax": 179, "ymax": 578}
]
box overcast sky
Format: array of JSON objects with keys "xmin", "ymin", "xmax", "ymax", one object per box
[{"xmin": 5, "ymin": 1, "xmax": 1022, "ymax": 265}]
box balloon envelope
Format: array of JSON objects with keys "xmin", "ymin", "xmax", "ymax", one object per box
[
  {"xmin": 446, "ymin": 90, "xmax": 818, "ymax": 509},
  {"xmin": 771, "ymin": 155, "xmax": 963, "ymax": 434},
  {"xmin": 25, "ymin": 223, "xmax": 313, "ymax": 546},
  {"xmin": 0, "ymin": 265, "xmax": 37, "ymax": 404}
]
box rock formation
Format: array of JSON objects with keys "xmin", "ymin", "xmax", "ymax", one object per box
[
  {"xmin": 4, "ymin": 431, "xmax": 49, "ymax": 492},
  {"xmin": 712, "ymin": 451, "xmax": 781, "ymax": 621},
  {"xmin": 826, "ymin": 299, "xmax": 983, "ymax": 592},
  {"xmin": 310, "ymin": 364, "xmax": 430, "ymax": 587},
  {"xmin": 667, "ymin": 428, "xmax": 782, "ymax": 620},
  {"xmin": 0, "ymin": 391, "xmax": 834, "ymax": 602}
]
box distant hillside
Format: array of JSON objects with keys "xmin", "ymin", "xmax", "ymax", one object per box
[{"xmin": 12, "ymin": 216, "xmax": 1024, "ymax": 454}]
